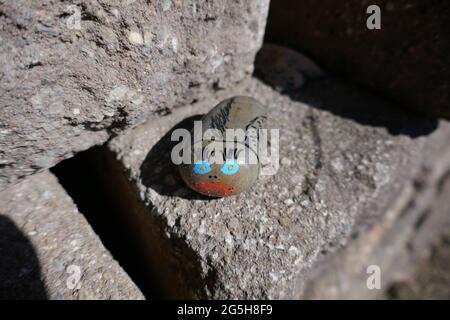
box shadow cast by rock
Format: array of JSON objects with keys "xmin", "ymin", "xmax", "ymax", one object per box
[
  {"xmin": 254, "ymin": 44, "xmax": 438, "ymax": 138},
  {"xmin": 139, "ymin": 115, "xmax": 213, "ymax": 200},
  {"xmin": 0, "ymin": 215, "xmax": 48, "ymax": 300}
]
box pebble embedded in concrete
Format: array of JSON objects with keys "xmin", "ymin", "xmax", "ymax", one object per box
[{"xmin": 128, "ymin": 30, "xmax": 144, "ymax": 45}]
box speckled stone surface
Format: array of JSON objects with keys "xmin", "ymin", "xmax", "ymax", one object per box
[
  {"xmin": 0, "ymin": 0, "xmax": 269, "ymax": 191},
  {"xmin": 102, "ymin": 45, "xmax": 450, "ymax": 298},
  {"xmin": 0, "ymin": 171, "xmax": 144, "ymax": 300},
  {"xmin": 303, "ymin": 147, "xmax": 450, "ymax": 299}
]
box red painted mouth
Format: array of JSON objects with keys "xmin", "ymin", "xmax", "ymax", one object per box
[{"xmin": 193, "ymin": 182, "xmax": 235, "ymax": 197}]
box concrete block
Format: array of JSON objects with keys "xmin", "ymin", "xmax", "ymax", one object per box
[
  {"xmin": 0, "ymin": 0, "xmax": 269, "ymax": 190},
  {"xmin": 265, "ymin": 0, "xmax": 450, "ymax": 118},
  {"xmin": 98, "ymin": 44, "xmax": 450, "ymax": 298},
  {"xmin": 303, "ymin": 148, "xmax": 450, "ymax": 299},
  {"xmin": 0, "ymin": 171, "xmax": 144, "ymax": 300}
]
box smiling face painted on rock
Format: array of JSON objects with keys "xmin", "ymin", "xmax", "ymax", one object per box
[
  {"xmin": 179, "ymin": 141, "xmax": 260, "ymax": 197},
  {"xmin": 178, "ymin": 96, "xmax": 267, "ymax": 197}
]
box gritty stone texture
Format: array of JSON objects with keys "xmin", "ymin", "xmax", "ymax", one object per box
[
  {"xmin": 302, "ymin": 147, "xmax": 450, "ymax": 299},
  {"xmin": 265, "ymin": 0, "xmax": 450, "ymax": 118},
  {"xmin": 0, "ymin": 171, "xmax": 144, "ymax": 300},
  {"xmin": 100, "ymin": 44, "xmax": 450, "ymax": 298},
  {"xmin": 0, "ymin": 0, "xmax": 270, "ymax": 191},
  {"xmin": 387, "ymin": 230, "xmax": 450, "ymax": 299}
]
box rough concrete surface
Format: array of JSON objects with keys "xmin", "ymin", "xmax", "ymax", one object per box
[
  {"xmin": 265, "ymin": 0, "xmax": 450, "ymax": 118},
  {"xmin": 0, "ymin": 171, "xmax": 144, "ymax": 300},
  {"xmin": 98, "ymin": 44, "xmax": 450, "ymax": 299},
  {"xmin": 302, "ymin": 147, "xmax": 450, "ymax": 299},
  {"xmin": 387, "ymin": 230, "xmax": 450, "ymax": 299},
  {"xmin": 0, "ymin": 0, "xmax": 269, "ymax": 191}
]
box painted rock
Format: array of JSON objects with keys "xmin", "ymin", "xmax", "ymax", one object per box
[{"xmin": 179, "ymin": 96, "xmax": 267, "ymax": 197}]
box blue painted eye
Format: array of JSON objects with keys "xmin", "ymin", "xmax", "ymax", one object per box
[
  {"xmin": 221, "ymin": 161, "xmax": 239, "ymax": 175},
  {"xmin": 193, "ymin": 161, "xmax": 211, "ymax": 175}
]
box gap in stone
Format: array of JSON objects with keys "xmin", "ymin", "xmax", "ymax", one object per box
[{"xmin": 50, "ymin": 146, "xmax": 162, "ymax": 299}]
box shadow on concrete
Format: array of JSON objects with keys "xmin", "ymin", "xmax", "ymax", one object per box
[
  {"xmin": 253, "ymin": 45, "xmax": 438, "ymax": 138},
  {"xmin": 51, "ymin": 149, "xmax": 155, "ymax": 299},
  {"xmin": 139, "ymin": 115, "xmax": 215, "ymax": 200},
  {"xmin": 0, "ymin": 215, "xmax": 48, "ymax": 300}
]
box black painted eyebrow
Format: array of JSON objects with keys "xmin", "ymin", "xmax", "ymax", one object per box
[
  {"xmin": 222, "ymin": 147, "xmax": 244, "ymax": 161},
  {"xmin": 201, "ymin": 146, "xmax": 226, "ymax": 162}
]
